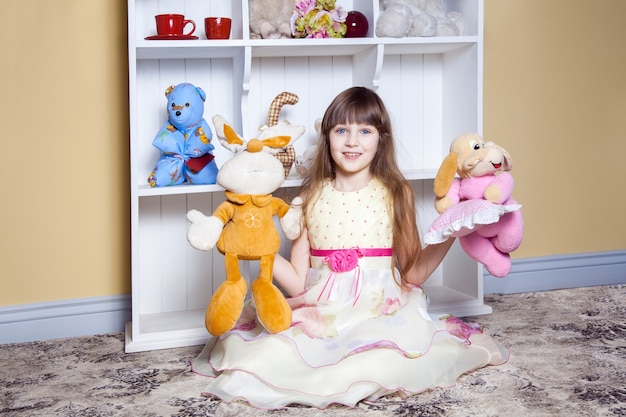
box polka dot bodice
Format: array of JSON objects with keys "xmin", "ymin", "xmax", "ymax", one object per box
[{"xmin": 306, "ymin": 179, "xmax": 393, "ymax": 250}]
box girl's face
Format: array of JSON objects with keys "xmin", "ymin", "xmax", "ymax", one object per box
[{"xmin": 329, "ymin": 122, "xmax": 380, "ymax": 180}]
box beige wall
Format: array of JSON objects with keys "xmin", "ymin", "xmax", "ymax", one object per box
[
  {"xmin": 0, "ymin": 1, "xmax": 130, "ymax": 305},
  {"xmin": 1, "ymin": 1, "xmax": 625, "ymax": 306},
  {"xmin": 483, "ymin": 0, "xmax": 626, "ymax": 258}
]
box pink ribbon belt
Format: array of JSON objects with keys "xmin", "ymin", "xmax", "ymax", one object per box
[
  {"xmin": 310, "ymin": 247, "xmax": 392, "ymax": 306},
  {"xmin": 310, "ymin": 247, "xmax": 393, "ymax": 259}
]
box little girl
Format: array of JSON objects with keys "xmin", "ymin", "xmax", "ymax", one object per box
[{"xmin": 192, "ymin": 87, "xmax": 508, "ymax": 409}]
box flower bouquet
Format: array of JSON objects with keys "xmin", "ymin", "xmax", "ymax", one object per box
[{"xmin": 291, "ymin": 0, "xmax": 347, "ymax": 38}]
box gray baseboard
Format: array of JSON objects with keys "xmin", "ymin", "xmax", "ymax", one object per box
[
  {"xmin": 1, "ymin": 250, "xmax": 625, "ymax": 345},
  {"xmin": 0, "ymin": 295, "xmax": 131, "ymax": 344},
  {"xmin": 484, "ymin": 250, "xmax": 626, "ymax": 294}
]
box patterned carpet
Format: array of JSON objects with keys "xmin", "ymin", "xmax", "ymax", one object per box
[{"xmin": 1, "ymin": 285, "xmax": 625, "ymax": 417}]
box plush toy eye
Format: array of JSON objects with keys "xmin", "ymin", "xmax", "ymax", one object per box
[
  {"xmin": 171, "ymin": 103, "xmax": 176, "ymax": 108},
  {"xmin": 185, "ymin": 103, "xmax": 190, "ymax": 107},
  {"xmin": 470, "ymin": 141, "xmax": 481, "ymax": 150}
]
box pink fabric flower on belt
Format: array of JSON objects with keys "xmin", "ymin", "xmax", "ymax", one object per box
[{"xmin": 325, "ymin": 248, "xmax": 361, "ymax": 272}]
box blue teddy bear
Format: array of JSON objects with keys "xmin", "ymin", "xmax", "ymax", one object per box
[{"xmin": 148, "ymin": 83, "xmax": 219, "ymax": 187}]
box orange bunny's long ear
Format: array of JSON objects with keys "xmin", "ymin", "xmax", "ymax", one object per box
[
  {"xmin": 223, "ymin": 124, "xmax": 244, "ymax": 146},
  {"xmin": 261, "ymin": 135, "xmax": 291, "ymax": 149},
  {"xmin": 433, "ymin": 152, "xmax": 459, "ymax": 198}
]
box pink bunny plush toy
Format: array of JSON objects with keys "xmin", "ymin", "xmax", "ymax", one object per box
[{"xmin": 426, "ymin": 133, "xmax": 524, "ymax": 277}]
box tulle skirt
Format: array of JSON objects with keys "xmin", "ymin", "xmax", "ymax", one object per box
[{"xmin": 191, "ymin": 265, "xmax": 508, "ymax": 409}]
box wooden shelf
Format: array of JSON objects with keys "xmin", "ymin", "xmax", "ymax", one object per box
[{"xmin": 126, "ymin": 0, "xmax": 487, "ymax": 353}]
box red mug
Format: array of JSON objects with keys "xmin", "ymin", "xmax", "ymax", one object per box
[
  {"xmin": 155, "ymin": 14, "xmax": 196, "ymax": 36},
  {"xmin": 204, "ymin": 17, "xmax": 232, "ymax": 39}
]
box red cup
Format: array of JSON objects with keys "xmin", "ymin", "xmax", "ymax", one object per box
[
  {"xmin": 155, "ymin": 14, "xmax": 196, "ymax": 36},
  {"xmin": 204, "ymin": 17, "xmax": 232, "ymax": 39}
]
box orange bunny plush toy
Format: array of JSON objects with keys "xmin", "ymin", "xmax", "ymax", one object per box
[
  {"xmin": 426, "ymin": 133, "xmax": 523, "ymax": 278},
  {"xmin": 186, "ymin": 93, "xmax": 305, "ymax": 336}
]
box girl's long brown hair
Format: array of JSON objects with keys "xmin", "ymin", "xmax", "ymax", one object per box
[{"xmin": 298, "ymin": 87, "xmax": 422, "ymax": 281}]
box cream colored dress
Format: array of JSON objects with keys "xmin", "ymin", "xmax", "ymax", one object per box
[{"xmin": 192, "ymin": 179, "xmax": 508, "ymax": 409}]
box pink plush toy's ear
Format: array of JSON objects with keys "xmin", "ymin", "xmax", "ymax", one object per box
[{"xmin": 434, "ymin": 152, "xmax": 459, "ymax": 198}]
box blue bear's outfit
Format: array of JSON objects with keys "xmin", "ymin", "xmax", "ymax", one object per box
[{"xmin": 148, "ymin": 83, "xmax": 218, "ymax": 187}]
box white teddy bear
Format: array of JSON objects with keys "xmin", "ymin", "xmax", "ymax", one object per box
[
  {"xmin": 248, "ymin": 0, "xmax": 295, "ymax": 39},
  {"xmin": 294, "ymin": 118, "xmax": 321, "ymax": 177},
  {"xmin": 375, "ymin": 0, "xmax": 464, "ymax": 38}
]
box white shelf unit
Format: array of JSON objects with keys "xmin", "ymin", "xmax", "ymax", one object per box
[{"xmin": 126, "ymin": 0, "xmax": 489, "ymax": 353}]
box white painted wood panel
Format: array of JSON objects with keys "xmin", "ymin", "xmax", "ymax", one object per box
[{"xmin": 137, "ymin": 196, "xmax": 163, "ymax": 315}]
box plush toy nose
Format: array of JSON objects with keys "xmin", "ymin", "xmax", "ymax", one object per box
[
  {"xmin": 247, "ymin": 139, "xmax": 263, "ymax": 153},
  {"xmin": 175, "ymin": 111, "xmax": 182, "ymax": 116}
]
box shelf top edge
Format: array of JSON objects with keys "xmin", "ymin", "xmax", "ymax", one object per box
[
  {"xmin": 133, "ymin": 36, "xmax": 479, "ymax": 59},
  {"xmin": 134, "ymin": 35, "xmax": 478, "ymax": 48},
  {"xmin": 135, "ymin": 170, "xmax": 436, "ymax": 197}
]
